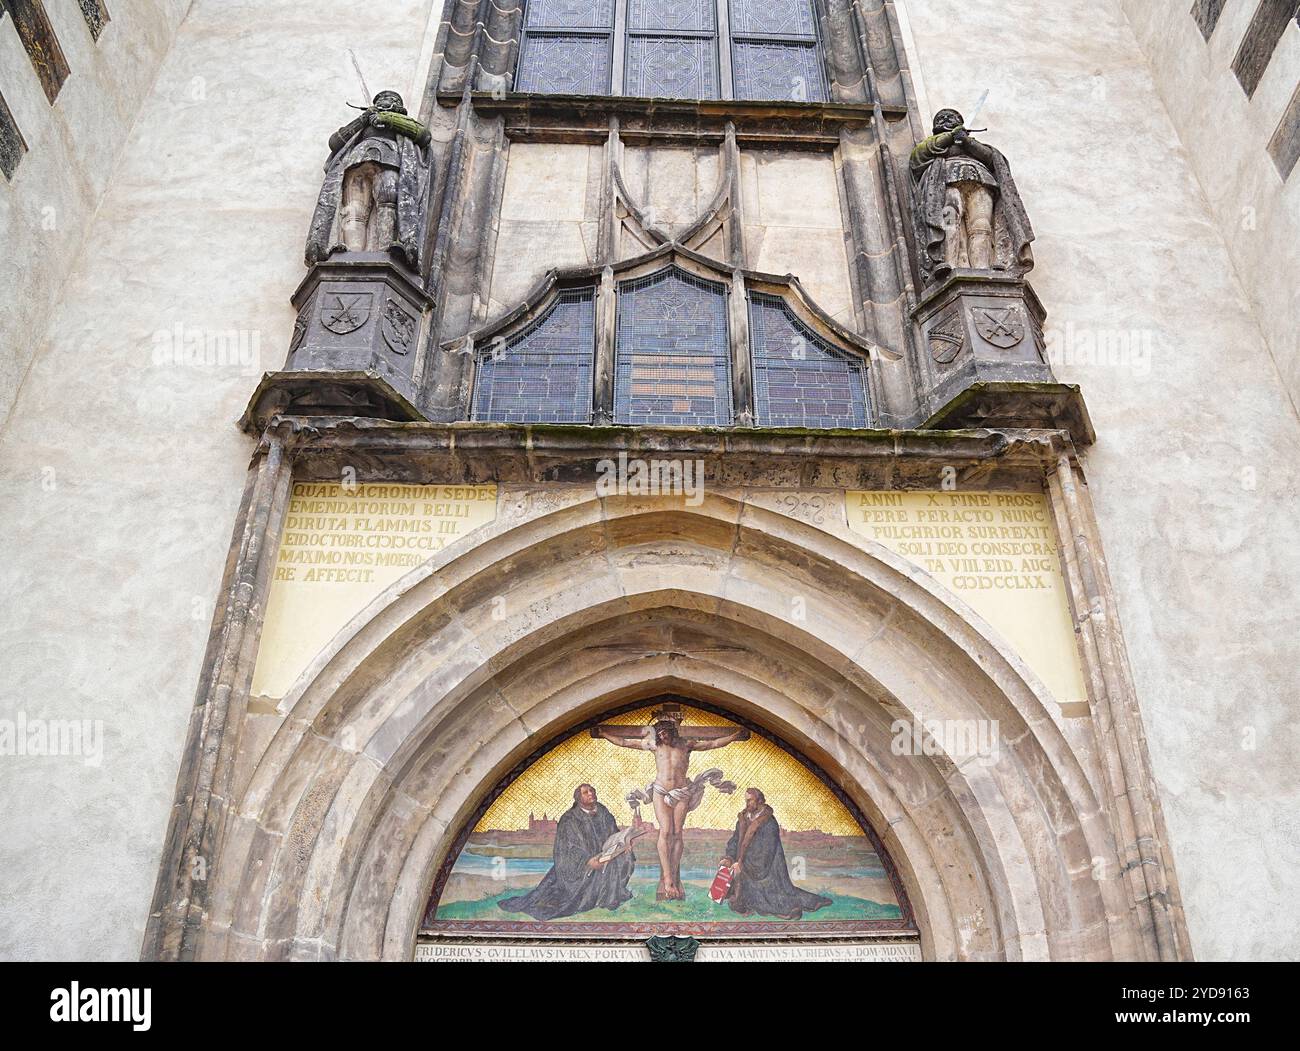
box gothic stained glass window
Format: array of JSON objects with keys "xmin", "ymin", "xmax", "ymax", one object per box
[
  {"xmin": 472, "ymin": 289, "xmax": 596, "ymax": 423},
  {"xmin": 624, "ymin": 0, "xmax": 719, "ymax": 99},
  {"xmin": 749, "ymin": 293, "xmax": 868, "ymax": 429},
  {"xmin": 729, "ymin": 0, "xmax": 827, "ymax": 102},
  {"xmin": 515, "ymin": 0, "xmax": 614, "ymax": 95},
  {"xmin": 615, "ymin": 268, "xmax": 733, "ymax": 426}
]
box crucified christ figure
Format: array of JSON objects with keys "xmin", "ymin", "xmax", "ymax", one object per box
[{"xmin": 590, "ymin": 704, "xmax": 749, "ymax": 901}]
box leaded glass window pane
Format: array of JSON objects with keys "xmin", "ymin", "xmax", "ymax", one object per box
[
  {"xmin": 473, "ymin": 289, "xmax": 596, "ymax": 423},
  {"xmin": 516, "ymin": 0, "xmax": 614, "ymax": 95},
  {"xmin": 729, "ymin": 0, "xmax": 815, "ymax": 37},
  {"xmin": 615, "ymin": 268, "xmax": 733, "ymax": 426},
  {"xmin": 750, "ymin": 293, "xmax": 868, "ymax": 429},
  {"xmin": 729, "ymin": 0, "xmax": 827, "ymax": 102},
  {"xmin": 517, "ymin": 34, "xmax": 613, "ymax": 94},
  {"xmin": 515, "ymin": 0, "xmax": 829, "ymax": 102},
  {"xmin": 732, "ymin": 41, "xmax": 825, "ymax": 101},
  {"xmin": 626, "ymin": 37, "xmax": 719, "ymax": 99},
  {"xmin": 624, "ymin": 0, "xmax": 719, "ymax": 99},
  {"xmin": 628, "ymin": 0, "xmax": 716, "ymax": 32},
  {"xmin": 527, "ymin": 0, "xmax": 613, "ymax": 28}
]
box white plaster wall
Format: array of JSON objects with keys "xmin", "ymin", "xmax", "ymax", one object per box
[
  {"xmin": 902, "ymin": 0, "xmax": 1300, "ymax": 960},
  {"xmin": 0, "ymin": 0, "xmax": 190, "ymax": 427},
  {"xmin": 0, "ymin": 0, "xmax": 435, "ymax": 960},
  {"xmin": 1117, "ymin": 0, "xmax": 1300, "ymax": 411}
]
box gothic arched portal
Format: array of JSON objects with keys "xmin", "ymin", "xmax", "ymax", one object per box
[{"xmin": 169, "ymin": 490, "xmax": 1151, "ymax": 963}]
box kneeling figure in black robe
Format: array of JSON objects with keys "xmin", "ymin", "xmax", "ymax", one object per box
[
  {"xmin": 499, "ymin": 784, "xmax": 635, "ymax": 921},
  {"xmin": 722, "ymin": 788, "xmax": 832, "ymax": 920}
]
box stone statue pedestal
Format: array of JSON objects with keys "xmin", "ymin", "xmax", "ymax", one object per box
[
  {"xmin": 912, "ymin": 271, "xmax": 1093, "ymax": 440},
  {"xmin": 240, "ymin": 253, "xmax": 431, "ymax": 434}
]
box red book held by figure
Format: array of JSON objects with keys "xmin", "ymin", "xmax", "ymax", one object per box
[{"xmin": 709, "ymin": 863, "xmax": 733, "ymax": 903}]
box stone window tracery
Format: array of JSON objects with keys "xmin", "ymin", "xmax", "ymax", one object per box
[{"xmin": 471, "ymin": 268, "xmax": 872, "ymax": 429}]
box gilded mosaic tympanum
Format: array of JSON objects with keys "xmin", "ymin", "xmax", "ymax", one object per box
[{"xmin": 423, "ymin": 701, "xmax": 913, "ymax": 937}]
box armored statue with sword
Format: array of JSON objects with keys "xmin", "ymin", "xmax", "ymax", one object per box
[
  {"xmin": 910, "ymin": 92, "xmax": 1035, "ymax": 285},
  {"xmin": 305, "ymin": 84, "xmax": 432, "ymax": 273}
]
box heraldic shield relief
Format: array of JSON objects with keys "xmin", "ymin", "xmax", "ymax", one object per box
[{"xmin": 422, "ymin": 700, "xmax": 915, "ymax": 937}]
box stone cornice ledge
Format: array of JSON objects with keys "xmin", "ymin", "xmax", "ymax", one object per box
[
  {"xmin": 260, "ymin": 417, "xmax": 1075, "ymax": 488},
  {"xmin": 447, "ymin": 93, "xmax": 897, "ymax": 146}
]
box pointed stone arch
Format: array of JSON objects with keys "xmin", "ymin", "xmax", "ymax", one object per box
[{"xmin": 188, "ymin": 491, "xmax": 1145, "ymax": 962}]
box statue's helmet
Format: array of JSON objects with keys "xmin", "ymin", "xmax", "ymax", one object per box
[
  {"xmin": 933, "ymin": 108, "xmax": 964, "ymax": 133},
  {"xmin": 372, "ymin": 90, "xmax": 407, "ymax": 114}
]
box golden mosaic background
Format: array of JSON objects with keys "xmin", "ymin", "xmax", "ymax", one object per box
[{"xmin": 478, "ymin": 705, "xmax": 861, "ymax": 836}]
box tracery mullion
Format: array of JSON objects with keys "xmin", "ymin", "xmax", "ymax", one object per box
[
  {"xmin": 728, "ymin": 271, "xmax": 755, "ymax": 426},
  {"xmin": 716, "ymin": 0, "xmax": 734, "ymax": 99},
  {"xmin": 594, "ymin": 268, "xmax": 618, "ymax": 423},
  {"xmin": 611, "ymin": 0, "xmax": 629, "ymax": 95}
]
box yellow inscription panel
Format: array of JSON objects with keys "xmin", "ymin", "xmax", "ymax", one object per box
[
  {"xmin": 846, "ymin": 490, "xmax": 1086, "ymax": 708},
  {"xmin": 251, "ymin": 482, "xmax": 498, "ymax": 699}
]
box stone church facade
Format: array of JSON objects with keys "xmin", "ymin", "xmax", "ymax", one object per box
[{"xmin": 0, "ymin": 1, "xmax": 1296, "ymax": 962}]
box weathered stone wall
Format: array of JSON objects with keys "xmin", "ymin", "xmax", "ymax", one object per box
[
  {"xmin": 0, "ymin": 0, "xmax": 189, "ymax": 427},
  {"xmin": 901, "ymin": 0, "xmax": 1300, "ymax": 960},
  {"xmin": 488, "ymin": 142, "xmax": 603, "ymax": 315},
  {"xmin": 487, "ymin": 143, "xmax": 856, "ymax": 328},
  {"xmin": 740, "ymin": 151, "xmax": 856, "ymax": 325},
  {"xmin": 0, "ymin": 0, "xmax": 436, "ymax": 960}
]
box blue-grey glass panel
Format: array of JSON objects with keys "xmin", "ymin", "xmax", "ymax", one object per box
[
  {"xmin": 732, "ymin": 40, "xmax": 826, "ymax": 101},
  {"xmin": 473, "ymin": 289, "xmax": 596, "ymax": 423},
  {"xmin": 729, "ymin": 0, "xmax": 816, "ymax": 38},
  {"xmin": 750, "ymin": 294, "xmax": 868, "ymax": 429},
  {"xmin": 517, "ymin": 32, "xmax": 613, "ymax": 94},
  {"xmin": 628, "ymin": 0, "xmax": 715, "ymax": 32},
  {"xmin": 625, "ymin": 36, "xmax": 718, "ymax": 99},
  {"xmin": 526, "ymin": 0, "xmax": 613, "ymax": 29},
  {"xmin": 615, "ymin": 269, "xmax": 732, "ymax": 426}
]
